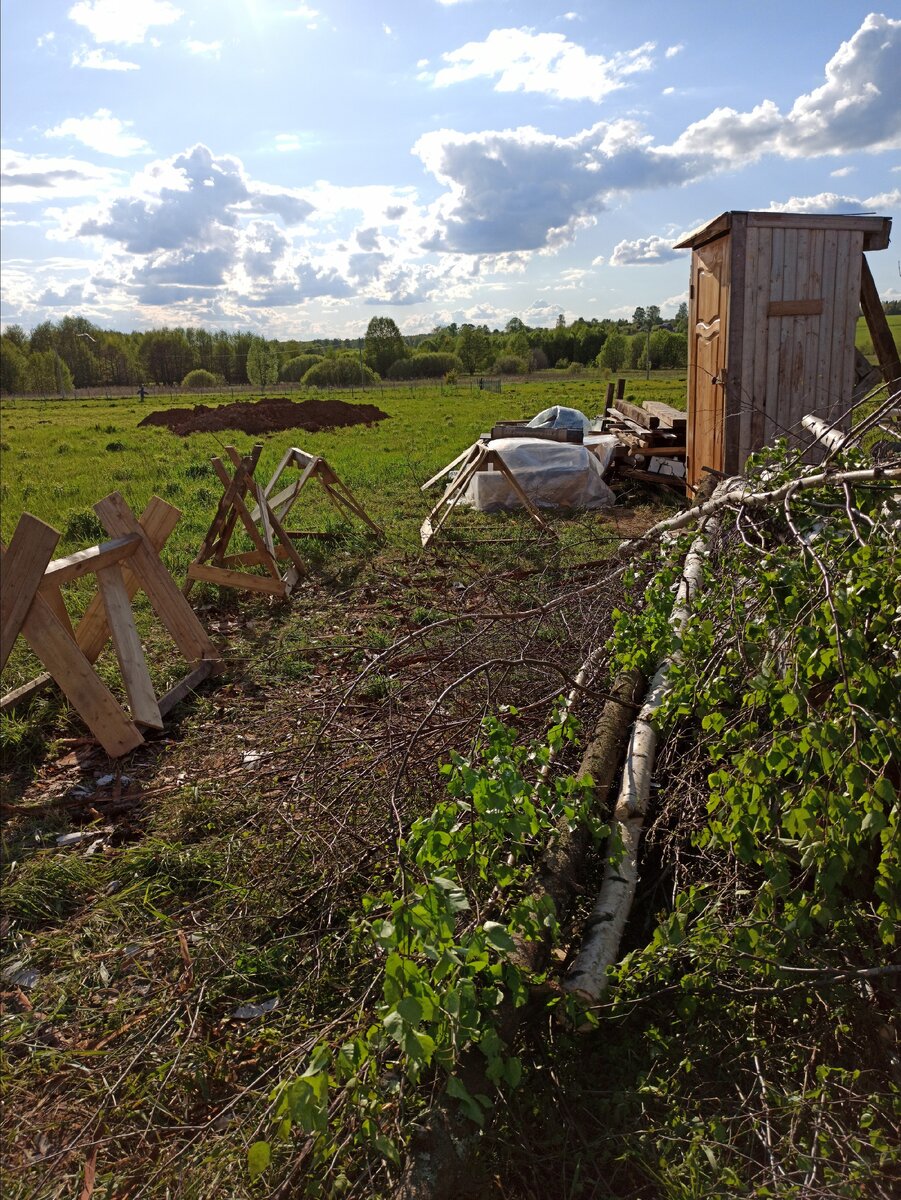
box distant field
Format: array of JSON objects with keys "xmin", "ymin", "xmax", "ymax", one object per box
[
  {"xmin": 0, "ymin": 375, "xmax": 685, "ymax": 557},
  {"xmin": 856, "ymin": 312, "xmax": 901, "ymax": 358}
]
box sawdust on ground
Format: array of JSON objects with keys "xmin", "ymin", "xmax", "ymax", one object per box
[{"xmin": 138, "ymin": 395, "xmax": 390, "ymax": 437}]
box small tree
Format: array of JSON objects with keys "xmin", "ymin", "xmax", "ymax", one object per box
[
  {"xmin": 246, "ymin": 338, "xmax": 279, "ymax": 391},
  {"xmin": 456, "ymin": 324, "xmax": 490, "ymax": 374},
  {"xmin": 364, "ymin": 316, "xmax": 406, "ymax": 378},
  {"xmin": 598, "ymin": 332, "xmax": 627, "ymax": 372}
]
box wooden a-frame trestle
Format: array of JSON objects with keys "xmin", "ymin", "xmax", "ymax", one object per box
[
  {"xmin": 185, "ymin": 444, "xmax": 383, "ymax": 598},
  {"xmin": 1, "ymin": 493, "xmax": 221, "ymax": 757},
  {"xmin": 419, "ymin": 441, "xmax": 555, "ymax": 547}
]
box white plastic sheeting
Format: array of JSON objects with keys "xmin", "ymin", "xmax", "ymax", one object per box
[
  {"xmin": 526, "ymin": 405, "xmax": 591, "ymax": 433},
  {"xmin": 460, "ymin": 436, "xmax": 617, "ymax": 512}
]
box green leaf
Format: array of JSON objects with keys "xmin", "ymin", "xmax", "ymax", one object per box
[
  {"xmin": 483, "ymin": 921, "xmax": 515, "ymax": 954},
  {"xmin": 247, "ymin": 1141, "xmax": 271, "ymax": 1181}
]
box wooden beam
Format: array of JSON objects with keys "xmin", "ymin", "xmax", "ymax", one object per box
[
  {"xmin": 860, "ymin": 255, "xmax": 901, "ymax": 388},
  {"xmin": 40, "ymin": 534, "xmax": 140, "ymax": 589},
  {"xmin": 608, "ymin": 401, "xmax": 660, "ymax": 429},
  {"xmin": 0, "ymin": 542, "xmax": 143, "ymax": 756},
  {"xmin": 157, "ymin": 659, "xmax": 220, "ymax": 717},
  {"xmin": 767, "ymin": 299, "xmax": 824, "ymax": 318},
  {"xmin": 1, "ymin": 515, "xmax": 60, "ymax": 671},
  {"xmin": 75, "ymin": 497, "xmax": 180, "ymax": 664},
  {"xmin": 187, "ymin": 562, "xmax": 287, "ymax": 594},
  {"xmin": 97, "ymin": 563, "xmax": 163, "ymax": 729},
  {"xmin": 94, "ymin": 492, "xmax": 219, "ymax": 665}
]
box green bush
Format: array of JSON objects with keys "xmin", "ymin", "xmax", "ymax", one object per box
[
  {"xmin": 493, "ymin": 355, "xmax": 528, "ymax": 376},
  {"xmin": 386, "ymin": 353, "xmax": 463, "ymax": 380},
  {"xmin": 181, "ymin": 368, "xmax": 221, "ymax": 388},
  {"xmin": 302, "ymin": 357, "xmax": 380, "ymax": 388},
  {"xmin": 279, "ymin": 354, "xmax": 323, "ymax": 382}
]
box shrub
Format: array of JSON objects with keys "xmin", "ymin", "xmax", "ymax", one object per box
[
  {"xmin": 493, "ymin": 355, "xmax": 528, "ymax": 376},
  {"xmin": 386, "ymin": 353, "xmax": 463, "ymax": 380},
  {"xmin": 302, "ymin": 357, "xmax": 380, "ymax": 388},
  {"xmin": 181, "ymin": 368, "xmax": 221, "ymax": 389},
  {"xmin": 567, "ymin": 361, "xmax": 584, "ymax": 374},
  {"xmin": 279, "ymin": 354, "xmax": 323, "ymax": 382},
  {"xmin": 554, "ymin": 357, "xmax": 570, "ymax": 370}
]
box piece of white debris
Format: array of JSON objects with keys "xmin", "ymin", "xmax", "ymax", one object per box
[{"xmin": 231, "ymin": 996, "xmax": 280, "ymax": 1020}]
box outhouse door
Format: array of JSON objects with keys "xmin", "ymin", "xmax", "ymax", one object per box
[{"xmin": 686, "ymin": 234, "xmax": 730, "ymax": 489}]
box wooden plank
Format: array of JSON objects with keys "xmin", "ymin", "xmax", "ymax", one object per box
[
  {"xmin": 604, "ymin": 382, "xmax": 615, "ymax": 407},
  {"xmin": 609, "ymin": 399, "xmax": 659, "ymax": 429},
  {"xmin": 321, "ymin": 478, "xmax": 383, "ymax": 535},
  {"xmin": 40, "ymin": 535, "xmax": 140, "ymax": 589},
  {"xmin": 723, "ymin": 211, "xmax": 747, "ymax": 475},
  {"xmin": 0, "ymin": 543, "xmax": 143, "ymax": 756},
  {"xmin": 94, "ymin": 493, "xmax": 219, "ymax": 664},
  {"xmin": 748, "ymin": 213, "xmax": 889, "ymax": 242},
  {"xmin": 763, "ymin": 225, "xmax": 786, "ymax": 449},
  {"xmin": 814, "ymin": 226, "xmax": 840, "ymax": 421},
  {"xmin": 837, "ymin": 232, "xmax": 865, "ymax": 416},
  {"xmin": 799, "ymin": 228, "xmax": 826, "ymax": 452},
  {"xmin": 1, "ymin": 515, "xmax": 61, "ymax": 671},
  {"xmin": 1, "ymin": 673, "xmax": 52, "ymax": 711},
  {"xmin": 747, "ymin": 225, "xmax": 771, "ymax": 458},
  {"xmin": 490, "ymin": 452, "xmax": 555, "ymax": 534},
  {"xmin": 420, "ymin": 444, "xmax": 478, "ymax": 491},
  {"xmin": 76, "ymin": 497, "xmax": 180, "ymax": 665},
  {"xmin": 224, "ymin": 446, "xmax": 306, "ymax": 576},
  {"xmin": 41, "ymin": 585, "xmax": 76, "ymax": 642},
  {"xmin": 97, "ymin": 563, "xmax": 163, "ymax": 729},
  {"xmin": 628, "ymin": 445, "xmax": 687, "ymax": 457},
  {"xmin": 674, "ymin": 212, "xmax": 733, "ymax": 249},
  {"xmin": 262, "ymin": 446, "xmax": 299, "ymax": 499},
  {"xmin": 860, "ymin": 255, "xmax": 901, "ymax": 387},
  {"xmin": 615, "ymin": 378, "xmax": 626, "ymax": 401},
  {"xmin": 209, "ymin": 459, "xmax": 283, "ymax": 581},
  {"xmin": 187, "ymin": 562, "xmax": 287, "ymax": 595},
  {"xmin": 420, "ymin": 444, "xmax": 487, "ymax": 547},
  {"xmin": 157, "ymin": 659, "xmax": 219, "ymax": 718},
  {"xmin": 767, "ymin": 299, "xmax": 824, "ymax": 318}
]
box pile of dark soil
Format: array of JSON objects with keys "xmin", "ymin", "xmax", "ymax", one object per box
[{"xmin": 138, "ymin": 396, "xmax": 389, "ymax": 437}]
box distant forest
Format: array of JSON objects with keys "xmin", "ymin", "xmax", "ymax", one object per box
[{"xmin": 1, "ymin": 299, "xmax": 897, "ymax": 394}]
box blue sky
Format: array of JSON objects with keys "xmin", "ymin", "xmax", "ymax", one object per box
[{"xmin": 1, "ymin": 1, "xmax": 899, "ymax": 337}]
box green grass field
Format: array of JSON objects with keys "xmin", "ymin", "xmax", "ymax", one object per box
[{"xmin": 856, "ymin": 312, "xmax": 901, "ymax": 358}]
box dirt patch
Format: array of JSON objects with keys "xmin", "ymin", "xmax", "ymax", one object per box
[{"xmin": 138, "ymin": 396, "xmax": 389, "ymax": 437}]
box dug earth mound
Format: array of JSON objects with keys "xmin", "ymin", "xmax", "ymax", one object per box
[{"xmin": 138, "ymin": 395, "xmax": 390, "ymax": 437}]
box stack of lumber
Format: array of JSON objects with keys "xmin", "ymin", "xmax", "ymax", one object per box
[{"xmin": 603, "ymin": 399, "xmax": 687, "ymax": 489}]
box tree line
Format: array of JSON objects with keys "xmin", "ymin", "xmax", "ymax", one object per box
[{"xmin": 1, "ymin": 306, "xmax": 690, "ymax": 395}]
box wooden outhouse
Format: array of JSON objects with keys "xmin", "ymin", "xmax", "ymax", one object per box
[{"xmin": 673, "ymin": 211, "xmax": 897, "ymax": 489}]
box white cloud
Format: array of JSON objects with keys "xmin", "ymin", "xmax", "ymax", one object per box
[
  {"xmin": 185, "ymin": 39, "xmax": 222, "ymax": 58},
  {"xmin": 45, "ymin": 109, "xmax": 150, "ymax": 157},
  {"xmin": 68, "ymin": 0, "xmax": 182, "ymax": 45},
  {"xmin": 36, "ymin": 32, "xmax": 56, "ymax": 47},
  {"xmin": 432, "ymin": 27, "xmax": 656, "ymax": 103},
  {"xmin": 0, "ymin": 150, "xmax": 126, "ymax": 202},
  {"xmin": 284, "ymin": 4, "xmax": 319, "ymax": 27},
  {"xmin": 609, "ymin": 234, "xmax": 687, "ymax": 265},
  {"xmin": 562, "ymin": 12, "xmax": 579, "ymax": 22},
  {"xmin": 662, "ymin": 86, "xmax": 675, "ymax": 95},
  {"xmin": 71, "ymin": 46, "xmax": 139, "ymax": 70},
  {"xmin": 830, "ymin": 165, "xmax": 855, "ymax": 177},
  {"xmin": 664, "ymin": 43, "xmax": 684, "ymax": 58},
  {"xmin": 765, "ymin": 188, "xmax": 901, "ymax": 214},
  {"xmin": 414, "ymin": 122, "xmax": 697, "ymax": 255},
  {"xmin": 671, "ymin": 13, "xmax": 901, "ymax": 161}
]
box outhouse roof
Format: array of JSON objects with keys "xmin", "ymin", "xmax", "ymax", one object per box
[{"xmin": 673, "ymin": 211, "xmax": 891, "ymax": 252}]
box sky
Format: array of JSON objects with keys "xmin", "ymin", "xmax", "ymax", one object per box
[{"xmin": 1, "ymin": 1, "xmax": 900, "ymax": 339}]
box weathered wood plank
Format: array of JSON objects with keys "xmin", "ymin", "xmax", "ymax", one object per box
[
  {"xmin": 767, "ymin": 299, "xmax": 823, "ymax": 317},
  {"xmin": 1, "ymin": 542, "xmax": 143, "ymax": 756},
  {"xmin": 94, "ymin": 492, "xmax": 219, "ymax": 664},
  {"xmin": 0, "ymin": 515, "xmax": 61, "ymax": 671},
  {"xmin": 76, "ymin": 497, "xmax": 180, "ymax": 664},
  {"xmin": 41, "ymin": 585, "xmax": 76, "ymax": 642},
  {"xmin": 97, "ymin": 563, "xmax": 163, "ymax": 729},
  {"xmin": 860, "ymin": 255, "xmax": 901, "ymax": 387},
  {"xmin": 40, "ymin": 535, "xmax": 140, "ymax": 589},
  {"xmin": 157, "ymin": 659, "xmax": 220, "ymax": 718},
  {"xmin": 186, "ymin": 562, "xmax": 287, "ymax": 594}
]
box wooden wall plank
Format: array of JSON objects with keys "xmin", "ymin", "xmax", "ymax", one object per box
[
  {"xmin": 799, "ymin": 228, "xmax": 826, "ymax": 451},
  {"xmin": 763, "ymin": 226, "xmax": 785, "ymax": 448},
  {"xmin": 747, "ymin": 226, "xmax": 772, "ymax": 458},
  {"xmin": 837, "ymin": 231, "xmax": 865, "ymax": 416},
  {"xmin": 0, "ymin": 514, "xmax": 61, "ymax": 671}
]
